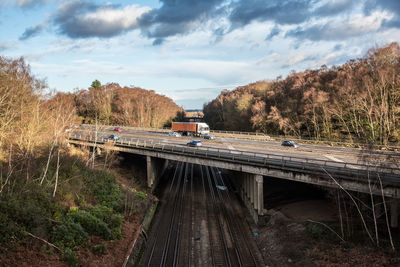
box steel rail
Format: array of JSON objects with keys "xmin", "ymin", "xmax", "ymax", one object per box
[
  {"xmin": 145, "ymin": 162, "xmax": 182, "ymax": 267},
  {"xmin": 204, "ymin": 165, "xmax": 232, "ymax": 267},
  {"xmin": 212, "ymin": 167, "xmax": 259, "ymax": 267},
  {"xmin": 159, "ymin": 163, "xmax": 185, "ymax": 267}
]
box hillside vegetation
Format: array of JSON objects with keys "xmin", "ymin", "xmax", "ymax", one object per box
[
  {"xmin": 74, "ymin": 82, "xmax": 183, "ymax": 127},
  {"xmin": 0, "ymin": 56, "xmax": 164, "ymax": 266},
  {"xmin": 204, "ymin": 43, "xmax": 400, "ymax": 145}
]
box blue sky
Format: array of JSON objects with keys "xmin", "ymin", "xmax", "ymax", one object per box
[{"xmin": 1, "ymin": 0, "xmax": 400, "ymax": 109}]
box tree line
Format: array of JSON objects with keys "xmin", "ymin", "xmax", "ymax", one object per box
[
  {"xmin": 73, "ymin": 82, "xmax": 183, "ymax": 127},
  {"xmin": 204, "ymin": 43, "xmax": 400, "ymax": 145}
]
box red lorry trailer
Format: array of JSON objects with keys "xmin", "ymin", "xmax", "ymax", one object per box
[{"xmin": 171, "ymin": 122, "xmax": 210, "ymax": 136}]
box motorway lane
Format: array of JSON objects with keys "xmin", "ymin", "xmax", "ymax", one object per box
[
  {"xmin": 123, "ymin": 131, "xmax": 391, "ymax": 166},
  {"xmin": 77, "ymin": 124, "xmax": 400, "ymax": 156},
  {"xmin": 70, "ymin": 127, "xmax": 392, "ymax": 167}
]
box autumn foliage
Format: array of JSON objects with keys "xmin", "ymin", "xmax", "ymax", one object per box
[
  {"xmin": 74, "ymin": 83, "xmax": 183, "ymax": 127},
  {"xmin": 204, "ymin": 43, "xmax": 400, "ymax": 145}
]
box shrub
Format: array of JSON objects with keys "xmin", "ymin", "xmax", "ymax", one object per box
[
  {"xmin": 83, "ymin": 170, "xmax": 123, "ymax": 211},
  {"xmin": 135, "ymin": 190, "xmax": 147, "ymax": 201},
  {"xmin": 67, "ymin": 210, "xmax": 112, "ymax": 240},
  {"xmin": 91, "ymin": 243, "xmax": 107, "ymax": 255},
  {"xmin": 62, "ymin": 247, "xmax": 78, "ymax": 267},
  {"xmin": 51, "ymin": 220, "xmax": 88, "ymax": 250},
  {"xmin": 0, "ymin": 213, "xmax": 24, "ymax": 245},
  {"xmin": 0, "ymin": 187, "xmax": 55, "ymax": 246},
  {"xmin": 109, "ymin": 214, "xmax": 123, "ymax": 240},
  {"xmin": 84, "ymin": 205, "xmax": 123, "ymax": 239},
  {"xmin": 305, "ymin": 222, "xmax": 342, "ymax": 242},
  {"xmin": 85, "ymin": 205, "xmax": 113, "ymax": 222},
  {"xmin": 0, "ymin": 193, "xmax": 51, "ymax": 231}
]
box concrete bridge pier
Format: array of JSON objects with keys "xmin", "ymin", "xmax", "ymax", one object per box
[
  {"xmin": 233, "ymin": 172, "xmax": 265, "ymax": 225},
  {"xmin": 146, "ymin": 156, "xmax": 169, "ymax": 191},
  {"xmin": 255, "ymin": 174, "xmax": 264, "ymax": 215},
  {"xmin": 249, "ymin": 174, "xmax": 254, "ymax": 205},
  {"xmin": 391, "ymin": 198, "xmax": 399, "ymax": 228}
]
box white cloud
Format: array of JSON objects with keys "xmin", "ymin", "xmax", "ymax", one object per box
[
  {"xmin": 82, "ymin": 4, "xmax": 151, "ymax": 30},
  {"xmin": 287, "ymin": 11, "xmax": 393, "ymax": 41}
]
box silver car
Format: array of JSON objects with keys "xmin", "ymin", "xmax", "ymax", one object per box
[
  {"xmin": 168, "ymin": 131, "xmax": 181, "ymax": 137},
  {"xmin": 202, "ymin": 134, "xmax": 215, "ymax": 140}
]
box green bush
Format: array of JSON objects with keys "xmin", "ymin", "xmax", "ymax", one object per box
[
  {"xmin": 91, "ymin": 243, "xmax": 107, "ymax": 255},
  {"xmin": 67, "ymin": 210, "xmax": 112, "ymax": 240},
  {"xmin": 0, "ymin": 185, "xmax": 57, "ymax": 247},
  {"xmin": 109, "ymin": 214, "xmax": 123, "ymax": 239},
  {"xmin": 51, "ymin": 220, "xmax": 89, "ymax": 250},
  {"xmin": 0, "ymin": 213, "xmax": 24, "ymax": 245},
  {"xmin": 0, "ymin": 193, "xmax": 51, "ymax": 231},
  {"xmin": 306, "ymin": 223, "xmax": 325, "ymax": 239},
  {"xmin": 83, "ymin": 170, "xmax": 123, "ymax": 211},
  {"xmin": 305, "ymin": 222, "xmax": 342, "ymax": 242},
  {"xmin": 85, "ymin": 205, "xmax": 123, "ymax": 239},
  {"xmin": 135, "ymin": 190, "xmax": 147, "ymax": 200},
  {"xmin": 62, "ymin": 247, "xmax": 78, "ymax": 267},
  {"xmin": 85, "ymin": 205, "xmax": 113, "ymax": 222}
]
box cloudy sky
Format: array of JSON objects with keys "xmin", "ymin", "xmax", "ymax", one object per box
[{"xmin": 1, "ymin": 0, "xmax": 400, "ymax": 109}]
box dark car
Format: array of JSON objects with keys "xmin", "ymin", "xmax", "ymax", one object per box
[
  {"xmin": 108, "ymin": 134, "xmax": 120, "ymax": 140},
  {"xmin": 202, "ymin": 134, "xmax": 215, "ymax": 140},
  {"xmin": 113, "ymin": 127, "xmax": 123, "ymax": 132},
  {"xmin": 281, "ymin": 140, "xmax": 299, "ymax": 148},
  {"xmin": 186, "ymin": 140, "xmax": 202, "ymax": 147}
]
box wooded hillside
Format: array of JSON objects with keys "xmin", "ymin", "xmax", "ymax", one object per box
[
  {"xmin": 0, "ymin": 56, "xmax": 172, "ymax": 265},
  {"xmin": 74, "ymin": 83, "xmax": 183, "ymax": 127},
  {"xmin": 204, "ymin": 43, "xmax": 400, "ymax": 145}
]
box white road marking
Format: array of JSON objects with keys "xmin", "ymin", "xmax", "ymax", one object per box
[{"xmin": 324, "ymin": 155, "xmax": 344, "ymax": 163}]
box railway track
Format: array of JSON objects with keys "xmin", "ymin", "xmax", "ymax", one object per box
[
  {"xmin": 211, "ymin": 167, "xmax": 261, "ymax": 267},
  {"xmin": 141, "ymin": 163, "xmax": 263, "ymax": 267}
]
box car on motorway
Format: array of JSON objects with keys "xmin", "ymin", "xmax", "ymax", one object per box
[
  {"xmin": 281, "ymin": 140, "xmax": 299, "ymax": 148},
  {"xmin": 168, "ymin": 131, "xmax": 181, "ymax": 137},
  {"xmin": 108, "ymin": 134, "xmax": 120, "ymax": 140},
  {"xmin": 113, "ymin": 127, "xmax": 123, "ymax": 132},
  {"xmin": 201, "ymin": 134, "xmax": 215, "ymax": 140},
  {"xmin": 186, "ymin": 140, "xmax": 202, "ymax": 147}
]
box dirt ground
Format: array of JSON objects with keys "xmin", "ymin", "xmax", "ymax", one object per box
[{"xmin": 256, "ymin": 199, "xmax": 400, "ymax": 267}]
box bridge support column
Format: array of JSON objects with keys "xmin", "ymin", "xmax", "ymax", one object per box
[
  {"xmin": 240, "ymin": 174, "xmax": 245, "ymax": 200},
  {"xmin": 253, "ymin": 174, "xmax": 258, "ymax": 211},
  {"xmin": 245, "ymin": 174, "xmax": 250, "ymax": 200},
  {"xmin": 250, "ymin": 174, "xmax": 254, "ymax": 204},
  {"xmin": 256, "ymin": 175, "xmax": 264, "ymax": 215},
  {"xmin": 146, "ymin": 156, "xmax": 155, "ymax": 188},
  {"xmin": 146, "ymin": 156, "xmax": 169, "ymax": 191},
  {"xmin": 239, "ymin": 172, "xmax": 266, "ymax": 225},
  {"xmin": 244, "ymin": 174, "xmax": 248, "ymax": 200},
  {"xmin": 391, "ymin": 199, "xmax": 399, "ymax": 228}
]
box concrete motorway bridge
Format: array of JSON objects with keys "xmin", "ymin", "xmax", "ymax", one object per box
[{"xmin": 68, "ymin": 127, "xmax": 400, "ymax": 226}]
